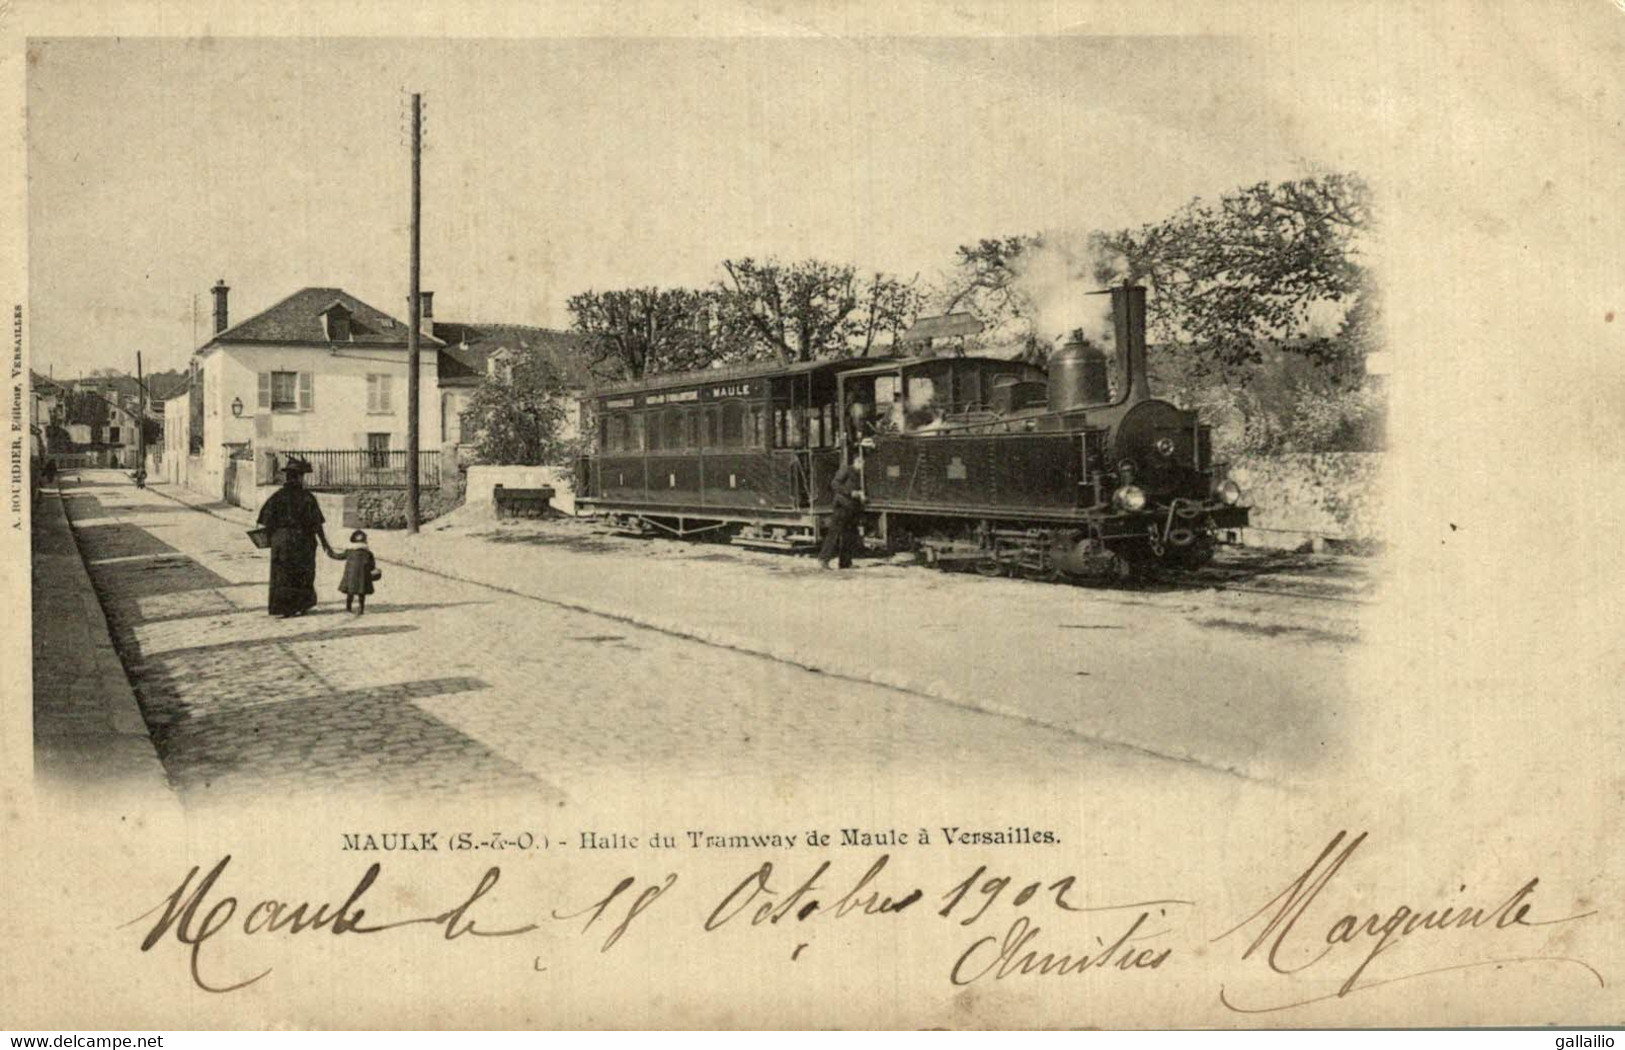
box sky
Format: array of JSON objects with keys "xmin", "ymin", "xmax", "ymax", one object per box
[{"xmin": 26, "ymin": 35, "xmax": 1333, "ymax": 377}]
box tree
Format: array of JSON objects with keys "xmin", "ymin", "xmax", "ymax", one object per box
[
  {"xmin": 942, "ymin": 174, "xmax": 1374, "ymax": 377},
  {"xmin": 718, "ymin": 257, "xmax": 920, "ymax": 363},
  {"xmin": 568, "ymin": 287, "xmax": 750, "ymax": 381},
  {"xmin": 460, "ymin": 346, "xmax": 572, "ymax": 466},
  {"xmin": 1096, "ymin": 173, "xmax": 1375, "ymax": 375},
  {"xmin": 943, "ymin": 174, "xmax": 1379, "ymax": 452},
  {"xmin": 853, "ymin": 270, "xmax": 924, "ymax": 357},
  {"xmin": 63, "ymin": 387, "xmax": 110, "ymax": 427}
]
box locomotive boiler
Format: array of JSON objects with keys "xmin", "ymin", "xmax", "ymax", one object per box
[{"xmin": 575, "ymin": 283, "xmax": 1248, "ymax": 582}]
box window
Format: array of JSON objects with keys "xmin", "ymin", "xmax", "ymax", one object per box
[
  {"xmin": 720, "ymin": 402, "xmax": 744, "ymax": 447},
  {"xmin": 773, "ymin": 406, "xmax": 804, "ymax": 449},
  {"xmin": 441, "ymin": 392, "xmax": 463, "ymax": 443},
  {"xmin": 662, "ymin": 408, "xmax": 684, "ymax": 450},
  {"xmin": 367, "ymin": 432, "xmax": 391, "ymax": 468},
  {"xmin": 367, "ymin": 374, "xmax": 395, "ymax": 413},
  {"xmin": 808, "ymin": 405, "xmax": 832, "ymax": 448},
  {"xmin": 608, "ymin": 413, "xmax": 632, "ymax": 453},
  {"xmin": 322, "ymin": 305, "xmax": 353, "ymax": 342},
  {"xmin": 108, "ymin": 426, "xmax": 120, "ymax": 443},
  {"xmin": 630, "ymin": 412, "xmax": 646, "ymax": 452},
  {"xmin": 271, "ymin": 371, "xmax": 299, "ymax": 410}
]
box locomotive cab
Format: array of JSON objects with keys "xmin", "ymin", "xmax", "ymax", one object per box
[{"xmin": 837, "ymin": 357, "xmax": 1052, "ymax": 444}]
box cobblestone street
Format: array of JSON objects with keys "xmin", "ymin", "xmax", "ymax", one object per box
[{"xmin": 55, "ymin": 471, "xmax": 1217, "ymax": 808}]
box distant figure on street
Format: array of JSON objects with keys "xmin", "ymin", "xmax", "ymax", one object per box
[
  {"xmin": 257, "ymin": 457, "xmax": 333, "ymax": 618},
  {"xmin": 331, "ymin": 529, "xmax": 382, "ymax": 615},
  {"xmin": 818, "ymin": 462, "xmax": 864, "ymax": 570}
]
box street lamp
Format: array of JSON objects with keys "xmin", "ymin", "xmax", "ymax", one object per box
[{"xmin": 231, "ymin": 396, "xmax": 244, "ymax": 418}]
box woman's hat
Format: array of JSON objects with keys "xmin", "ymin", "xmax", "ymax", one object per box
[
  {"xmin": 282, "ymin": 456, "xmax": 313, "ymax": 475},
  {"xmin": 350, "ymin": 530, "xmax": 368, "ymax": 544}
]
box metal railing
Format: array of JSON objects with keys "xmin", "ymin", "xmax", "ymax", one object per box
[{"xmin": 277, "ymin": 449, "xmax": 441, "ymax": 490}]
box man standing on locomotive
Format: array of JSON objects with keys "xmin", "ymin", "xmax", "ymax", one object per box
[{"xmin": 818, "ymin": 462, "xmax": 864, "ymax": 570}]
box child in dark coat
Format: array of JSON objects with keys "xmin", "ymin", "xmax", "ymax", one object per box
[{"xmin": 330, "ymin": 529, "xmax": 382, "ymax": 614}]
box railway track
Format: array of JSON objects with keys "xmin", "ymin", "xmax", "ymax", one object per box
[
  {"xmin": 582, "ymin": 516, "xmax": 1378, "ymax": 607},
  {"xmin": 1155, "ymin": 556, "xmax": 1378, "ymax": 606}
]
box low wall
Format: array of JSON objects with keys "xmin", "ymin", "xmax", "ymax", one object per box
[
  {"xmin": 465, "ymin": 465, "xmax": 577, "ymax": 516},
  {"xmin": 230, "ymin": 485, "xmax": 351, "ymax": 529},
  {"xmin": 1228, "ymin": 452, "xmax": 1384, "ymax": 549}
]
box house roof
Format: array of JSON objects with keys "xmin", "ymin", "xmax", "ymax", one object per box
[
  {"xmin": 158, "ymin": 375, "xmax": 194, "ymax": 403},
  {"xmin": 206, "ymin": 287, "xmax": 441, "ymax": 349},
  {"xmin": 433, "ymin": 322, "xmax": 593, "ymax": 388},
  {"xmin": 145, "ymin": 373, "xmax": 191, "ymax": 401},
  {"xmin": 901, "ymin": 312, "xmax": 985, "ymax": 343}
]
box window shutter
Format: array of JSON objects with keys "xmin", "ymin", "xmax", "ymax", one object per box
[
  {"xmin": 380, "ymin": 375, "xmax": 393, "ymax": 413},
  {"xmin": 257, "ymin": 372, "xmax": 271, "ymax": 409},
  {"xmin": 366, "ymin": 374, "xmax": 378, "ymax": 413},
  {"xmin": 299, "ymin": 372, "xmax": 314, "ymax": 411}
]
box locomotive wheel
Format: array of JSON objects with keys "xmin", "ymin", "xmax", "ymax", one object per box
[
  {"xmin": 1162, "ymin": 536, "xmax": 1216, "ymax": 570},
  {"xmin": 975, "ymin": 557, "xmax": 1007, "ymax": 578}
]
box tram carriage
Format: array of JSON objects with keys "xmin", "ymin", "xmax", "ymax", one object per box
[
  {"xmin": 577, "ymin": 357, "xmax": 872, "ymax": 548},
  {"xmin": 576, "ymin": 283, "xmax": 1250, "ymax": 580}
]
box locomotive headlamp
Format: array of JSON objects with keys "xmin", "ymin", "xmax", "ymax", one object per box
[
  {"xmin": 1154, "ymin": 436, "xmax": 1176, "ymax": 457},
  {"xmin": 1113, "ymin": 485, "xmax": 1147, "ymax": 512},
  {"xmin": 1216, "ymin": 479, "xmax": 1242, "ymax": 506}
]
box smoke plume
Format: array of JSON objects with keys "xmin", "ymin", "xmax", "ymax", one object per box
[{"xmin": 1010, "ymin": 229, "xmax": 1128, "ymax": 348}]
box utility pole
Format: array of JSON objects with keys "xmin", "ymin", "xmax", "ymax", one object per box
[
  {"xmin": 406, "ymin": 91, "xmax": 422, "ymax": 534},
  {"xmin": 135, "ymin": 351, "xmax": 146, "ymax": 485}
]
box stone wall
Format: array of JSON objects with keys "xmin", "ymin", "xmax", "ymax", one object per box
[
  {"xmin": 1228, "ymin": 452, "xmax": 1385, "ymax": 549},
  {"xmin": 465, "ymin": 464, "xmax": 577, "ymax": 516}
]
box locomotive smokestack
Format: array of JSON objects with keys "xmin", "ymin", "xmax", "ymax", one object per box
[{"xmin": 1110, "ymin": 283, "xmax": 1150, "ymax": 404}]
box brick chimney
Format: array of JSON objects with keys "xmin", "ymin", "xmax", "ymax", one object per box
[{"xmin": 211, "ymin": 279, "xmax": 230, "ymax": 335}]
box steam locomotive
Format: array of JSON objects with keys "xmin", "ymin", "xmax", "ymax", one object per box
[{"xmin": 575, "ymin": 283, "xmax": 1248, "ymax": 581}]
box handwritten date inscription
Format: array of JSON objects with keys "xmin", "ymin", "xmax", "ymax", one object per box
[{"xmin": 129, "ymin": 831, "xmax": 1602, "ymax": 1014}]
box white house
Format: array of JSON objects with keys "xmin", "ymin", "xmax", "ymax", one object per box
[
  {"xmin": 161, "ymin": 380, "xmax": 192, "ymax": 487},
  {"xmin": 182, "ymin": 280, "xmax": 590, "ymax": 507},
  {"xmin": 432, "ymin": 321, "xmax": 593, "ymax": 448},
  {"xmin": 188, "ymin": 281, "xmax": 443, "ymax": 502},
  {"xmin": 56, "ymin": 383, "xmax": 142, "ymax": 468}
]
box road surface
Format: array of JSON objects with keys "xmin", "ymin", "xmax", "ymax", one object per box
[{"xmin": 49, "ymin": 471, "xmax": 1371, "ymax": 808}]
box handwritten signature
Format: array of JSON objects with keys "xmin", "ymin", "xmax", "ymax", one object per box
[
  {"xmin": 125, "ymin": 834, "xmax": 1604, "ymax": 1011},
  {"xmin": 1213, "ymin": 831, "xmax": 1603, "ymax": 1012}
]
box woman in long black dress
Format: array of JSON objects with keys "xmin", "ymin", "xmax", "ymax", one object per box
[{"xmin": 257, "ymin": 458, "xmax": 334, "ymax": 617}]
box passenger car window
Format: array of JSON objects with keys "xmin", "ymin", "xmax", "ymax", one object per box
[{"xmin": 721, "ymin": 402, "xmax": 744, "ymax": 447}]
